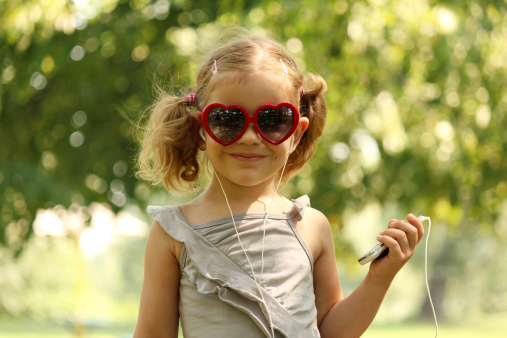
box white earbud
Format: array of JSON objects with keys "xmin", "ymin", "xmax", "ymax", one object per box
[
  {"xmin": 199, "ymin": 128, "xmax": 206, "ymax": 142},
  {"xmin": 289, "ymin": 136, "xmax": 295, "ymax": 153}
]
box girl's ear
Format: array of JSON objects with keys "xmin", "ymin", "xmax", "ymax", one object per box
[
  {"xmin": 198, "ymin": 128, "xmax": 207, "ymax": 151},
  {"xmin": 199, "ymin": 128, "xmax": 206, "ymax": 142},
  {"xmin": 291, "ymin": 117, "xmax": 309, "ymax": 152}
]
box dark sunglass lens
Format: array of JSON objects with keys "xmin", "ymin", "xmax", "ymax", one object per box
[
  {"xmin": 207, "ymin": 107, "xmax": 245, "ymax": 143},
  {"xmin": 257, "ymin": 106, "xmax": 294, "ymax": 142}
]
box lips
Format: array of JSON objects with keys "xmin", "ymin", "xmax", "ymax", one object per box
[{"xmin": 228, "ymin": 153, "xmax": 267, "ymax": 162}]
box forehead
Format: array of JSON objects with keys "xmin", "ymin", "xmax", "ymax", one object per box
[{"xmin": 204, "ymin": 71, "xmax": 296, "ymax": 110}]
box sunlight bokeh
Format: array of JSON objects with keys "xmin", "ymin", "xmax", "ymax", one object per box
[{"xmin": 2, "ymin": 0, "xmax": 507, "ymax": 336}]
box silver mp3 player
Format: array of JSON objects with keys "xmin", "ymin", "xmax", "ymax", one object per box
[{"xmin": 358, "ymin": 243, "xmax": 388, "ymax": 265}]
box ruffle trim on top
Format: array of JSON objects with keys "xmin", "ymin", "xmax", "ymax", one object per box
[
  {"xmin": 181, "ymin": 257, "xmax": 274, "ymax": 336},
  {"xmin": 290, "ymin": 195, "xmax": 310, "ymax": 222},
  {"xmin": 147, "ymin": 196, "xmax": 314, "ymax": 338}
]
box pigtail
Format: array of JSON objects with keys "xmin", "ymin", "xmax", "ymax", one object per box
[
  {"xmin": 136, "ymin": 93, "xmax": 201, "ymax": 192},
  {"xmin": 284, "ymin": 73, "xmax": 328, "ymax": 180}
]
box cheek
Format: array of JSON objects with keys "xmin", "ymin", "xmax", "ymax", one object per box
[
  {"xmin": 205, "ymin": 142, "xmax": 226, "ymax": 162},
  {"xmin": 277, "ymin": 142, "xmax": 292, "ymax": 156},
  {"xmin": 272, "ymin": 149, "xmax": 289, "ymax": 162}
]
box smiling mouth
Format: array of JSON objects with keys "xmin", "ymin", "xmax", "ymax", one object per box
[{"xmin": 229, "ymin": 153, "xmax": 267, "ymax": 162}]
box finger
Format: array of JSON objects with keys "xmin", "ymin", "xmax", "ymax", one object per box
[
  {"xmin": 379, "ymin": 228, "xmax": 410, "ymax": 253},
  {"xmin": 376, "ymin": 233, "xmax": 404, "ymax": 262},
  {"xmin": 388, "ymin": 219, "xmax": 419, "ymax": 249},
  {"xmin": 407, "ymin": 214, "xmax": 425, "ymax": 243}
]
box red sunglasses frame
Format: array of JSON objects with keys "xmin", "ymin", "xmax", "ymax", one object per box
[{"xmin": 198, "ymin": 102, "xmax": 300, "ymax": 146}]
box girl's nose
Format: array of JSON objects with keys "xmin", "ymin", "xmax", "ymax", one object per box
[{"xmin": 237, "ymin": 122, "xmax": 262, "ymax": 144}]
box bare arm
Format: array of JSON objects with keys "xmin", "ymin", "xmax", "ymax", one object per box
[
  {"xmin": 315, "ymin": 214, "xmax": 424, "ymax": 338},
  {"xmin": 134, "ymin": 221, "xmax": 181, "ymax": 338}
]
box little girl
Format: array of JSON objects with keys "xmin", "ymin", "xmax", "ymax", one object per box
[{"xmin": 134, "ymin": 35, "xmax": 424, "ymax": 338}]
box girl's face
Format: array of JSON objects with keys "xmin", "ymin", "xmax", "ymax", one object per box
[{"xmin": 202, "ymin": 73, "xmax": 309, "ymax": 189}]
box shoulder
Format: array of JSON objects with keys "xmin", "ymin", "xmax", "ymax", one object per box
[
  {"xmin": 147, "ymin": 203, "xmax": 192, "ymax": 247},
  {"xmin": 299, "ymin": 205, "xmax": 331, "ymax": 236},
  {"xmin": 146, "ymin": 220, "xmax": 184, "ymax": 265},
  {"xmin": 295, "ymin": 206, "xmax": 332, "ymax": 263},
  {"xmin": 303, "ymin": 206, "xmax": 329, "ymax": 225}
]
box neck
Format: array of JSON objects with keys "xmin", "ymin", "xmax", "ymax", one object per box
[{"xmin": 203, "ymin": 173, "xmax": 282, "ymax": 214}]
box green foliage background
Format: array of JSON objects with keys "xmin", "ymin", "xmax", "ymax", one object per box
[{"xmin": 1, "ymin": 0, "xmax": 507, "ymax": 326}]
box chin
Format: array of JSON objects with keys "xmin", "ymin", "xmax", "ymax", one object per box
[{"xmin": 224, "ymin": 171, "xmax": 279, "ymax": 188}]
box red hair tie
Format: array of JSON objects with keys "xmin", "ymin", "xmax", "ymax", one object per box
[{"xmin": 185, "ymin": 92, "xmax": 197, "ymax": 107}]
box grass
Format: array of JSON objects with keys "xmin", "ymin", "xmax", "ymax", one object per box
[
  {"xmin": 0, "ymin": 317, "xmax": 135, "ymax": 338},
  {"xmin": 1, "ymin": 313, "xmax": 506, "ymax": 337},
  {"xmin": 364, "ymin": 312, "xmax": 507, "ymax": 338}
]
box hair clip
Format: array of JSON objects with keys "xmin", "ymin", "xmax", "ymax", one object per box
[
  {"xmin": 212, "ymin": 60, "xmax": 218, "ymax": 74},
  {"xmin": 184, "ymin": 92, "xmax": 197, "ymax": 107},
  {"xmin": 280, "ymin": 59, "xmax": 288, "ymax": 74}
]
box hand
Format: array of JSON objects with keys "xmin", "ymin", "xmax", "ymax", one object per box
[{"xmin": 368, "ymin": 214, "xmax": 425, "ymax": 281}]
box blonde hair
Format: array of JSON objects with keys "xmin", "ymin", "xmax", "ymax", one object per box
[{"xmin": 136, "ymin": 35, "xmax": 327, "ymax": 192}]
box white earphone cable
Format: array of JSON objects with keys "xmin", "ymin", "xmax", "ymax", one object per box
[
  {"xmin": 259, "ymin": 157, "xmax": 289, "ymax": 285},
  {"xmin": 418, "ymin": 215, "xmax": 438, "ymax": 338}
]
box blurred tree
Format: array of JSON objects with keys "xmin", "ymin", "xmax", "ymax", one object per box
[
  {"xmin": 0, "ymin": 0, "xmax": 250, "ymax": 250},
  {"xmin": 1, "ymin": 0, "xmax": 506, "ymax": 321}
]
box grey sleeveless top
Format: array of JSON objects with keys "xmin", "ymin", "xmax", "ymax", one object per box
[{"xmin": 147, "ymin": 195, "xmax": 320, "ymax": 338}]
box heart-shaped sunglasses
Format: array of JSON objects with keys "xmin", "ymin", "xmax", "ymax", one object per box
[{"xmin": 198, "ymin": 102, "xmax": 300, "ymax": 146}]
